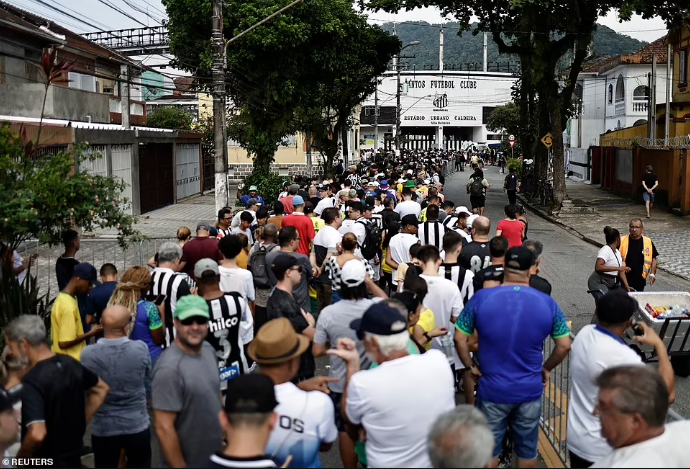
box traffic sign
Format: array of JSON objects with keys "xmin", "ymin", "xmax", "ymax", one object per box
[
  {"xmin": 541, "ymin": 132, "xmax": 553, "ymax": 149},
  {"xmin": 509, "ymin": 140, "xmax": 516, "ymax": 148}
]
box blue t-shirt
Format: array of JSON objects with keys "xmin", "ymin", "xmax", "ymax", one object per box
[
  {"xmin": 130, "ymin": 300, "xmax": 164, "ymax": 359},
  {"xmin": 240, "ymin": 194, "xmax": 265, "ymax": 207},
  {"xmin": 86, "ymin": 281, "xmax": 117, "ymax": 321},
  {"xmin": 455, "ymin": 285, "xmax": 570, "ymax": 404}
]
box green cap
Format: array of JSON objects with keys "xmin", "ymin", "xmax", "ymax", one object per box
[
  {"xmin": 174, "ymin": 295, "xmax": 210, "ymax": 321},
  {"xmin": 404, "ymin": 180, "xmax": 416, "ymax": 188},
  {"xmin": 249, "ymin": 185, "xmax": 258, "ymax": 191}
]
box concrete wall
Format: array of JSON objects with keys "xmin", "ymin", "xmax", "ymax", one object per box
[
  {"xmin": 228, "ymin": 162, "xmax": 318, "ymax": 184},
  {"xmin": 0, "ymin": 84, "xmax": 110, "ymax": 122},
  {"xmin": 567, "ymin": 147, "xmax": 589, "ymax": 180}
]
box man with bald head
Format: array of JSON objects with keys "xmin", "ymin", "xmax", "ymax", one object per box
[
  {"xmin": 460, "ymin": 216, "xmax": 492, "ymax": 274},
  {"xmin": 81, "ymin": 305, "xmax": 152, "ymax": 468}
]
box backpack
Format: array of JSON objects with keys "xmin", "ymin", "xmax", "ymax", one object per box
[
  {"xmin": 357, "ymin": 220, "xmax": 382, "ymax": 261},
  {"xmin": 248, "ymin": 243, "xmax": 277, "ymax": 288},
  {"xmin": 470, "ymin": 177, "xmax": 484, "ymax": 197}
]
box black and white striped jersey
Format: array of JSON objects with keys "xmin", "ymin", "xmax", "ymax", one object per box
[
  {"xmin": 442, "ymin": 216, "xmax": 458, "ymax": 230},
  {"xmin": 438, "ymin": 262, "xmax": 475, "ymax": 305},
  {"xmin": 206, "ymin": 292, "xmax": 255, "ymax": 390},
  {"xmin": 418, "ymin": 221, "xmax": 447, "ymax": 251},
  {"xmin": 370, "ymin": 213, "xmax": 384, "ymax": 231},
  {"xmin": 149, "ymin": 267, "xmax": 192, "ymax": 347}
]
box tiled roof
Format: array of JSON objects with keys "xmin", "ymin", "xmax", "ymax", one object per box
[{"xmin": 580, "ymin": 35, "xmax": 668, "ymax": 75}]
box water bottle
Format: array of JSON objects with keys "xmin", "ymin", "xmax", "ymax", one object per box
[{"xmin": 440, "ymin": 332, "xmax": 454, "ymax": 363}]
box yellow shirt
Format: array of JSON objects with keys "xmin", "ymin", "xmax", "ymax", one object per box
[
  {"xmin": 411, "ymin": 309, "xmax": 436, "ymax": 351},
  {"xmin": 381, "ymin": 248, "xmax": 393, "ymax": 274},
  {"xmin": 311, "ymin": 216, "xmax": 325, "ymax": 233},
  {"xmin": 51, "ymin": 292, "xmax": 85, "ymax": 361},
  {"xmin": 237, "ymin": 249, "xmax": 249, "ymax": 269}
]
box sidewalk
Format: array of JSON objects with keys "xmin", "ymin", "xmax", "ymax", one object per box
[
  {"xmin": 518, "ymin": 179, "xmax": 690, "ymax": 282},
  {"xmin": 94, "ymin": 191, "xmax": 235, "ymax": 238}
]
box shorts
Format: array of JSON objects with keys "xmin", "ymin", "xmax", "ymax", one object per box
[
  {"xmin": 477, "ymin": 398, "xmax": 541, "ymax": 460},
  {"xmin": 330, "ymin": 391, "xmax": 347, "ymax": 432},
  {"xmin": 470, "ymin": 195, "xmax": 486, "ymax": 210},
  {"xmin": 643, "ymin": 192, "xmax": 655, "ymax": 202}
]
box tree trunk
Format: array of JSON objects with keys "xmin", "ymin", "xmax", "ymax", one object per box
[
  {"xmin": 253, "ymin": 151, "xmax": 272, "ymax": 173},
  {"xmin": 549, "ymin": 95, "xmax": 566, "ymax": 212},
  {"xmin": 340, "ymin": 124, "xmax": 349, "ymax": 167}
]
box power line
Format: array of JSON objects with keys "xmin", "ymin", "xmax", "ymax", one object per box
[{"xmin": 95, "ymin": 0, "xmax": 149, "ymax": 28}]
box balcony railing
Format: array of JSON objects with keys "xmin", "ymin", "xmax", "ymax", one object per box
[{"xmin": 632, "ymin": 101, "xmax": 649, "ymax": 113}]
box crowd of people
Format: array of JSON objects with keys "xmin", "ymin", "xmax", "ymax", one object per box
[{"xmin": 0, "ymin": 148, "xmax": 685, "ymax": 469}]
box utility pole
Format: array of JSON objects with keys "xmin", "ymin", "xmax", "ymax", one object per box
[
  {"xmin": 212, "ymin": 0, "xmax": 228, "ymax": 213},
  {"xmin": 120, "ymin": 65, "xmax": 130, "ymax": 129},
  {"xmin": 396, "ymin": 61, "xmax": 402, "ymax": 153},
  {"xmin": 439, "ymin": 25, "xmax": 444, "ymax": 72},
  {"xmin": 651, "ymin": 55, "xmax": 657, "ymax": 140},
  {"xmin": 665, "ymin": 43, "xmax": 671, "ymax": 146},
  {"xmin": 374, "ymin": 85, "xmax": 379, "ymax": 151}
]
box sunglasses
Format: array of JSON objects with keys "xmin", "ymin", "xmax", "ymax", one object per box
[
  {"xmin": 290, "ymin": 265, "xmax": 303, "ymax": 273},
  {"xmin": 180, "ymin": 316, "xmax": 208, "ymax": 326}
]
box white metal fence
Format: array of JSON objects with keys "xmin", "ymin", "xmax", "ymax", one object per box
[{"xmin": 16, "ymin": 238, "xmax": 177, "ymax": 302}]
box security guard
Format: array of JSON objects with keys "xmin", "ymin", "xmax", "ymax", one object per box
[{"xmin": 620, "ymin": 218, "xmax": 658, "ymax": 292}]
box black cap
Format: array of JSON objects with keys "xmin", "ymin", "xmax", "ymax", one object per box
[
  {"xmin": 505, "ymin": 247, "xmax": 535, "ymax": 272},
  {"xmin": 224, "ymin": 374, "xmax": 278, "ymax": 414},
  {"xmin": 350, "ymin": 302, "xmax": 408, "ymax": 340},
  {"xmin": 73, "ymin": 262, "xmax": 97, "ymax": 282},
  {"xmin": 196, "ymin": 222, "xmax": 210, "ymax": 232},
  {"xmin": 401, "ymin": 214, "xmax": 420, "ymax": 227},
  {"xmin": 364, "ymin": 196, "xmax": 376, "ymax": 211},
  {"xmin": 270, "ymin": 253, "xmax": 298, "ymax": 277}
]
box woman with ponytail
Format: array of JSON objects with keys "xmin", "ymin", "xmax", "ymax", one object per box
[
  {"xmin": 108, "ymin": 266, "xmax": 165, "ymax": 371},
  {"xmin": 588, "ymin": 226, "xmax": 633, "ymax": 299}
]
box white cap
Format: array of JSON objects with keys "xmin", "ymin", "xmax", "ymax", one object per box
[
  {"xmin": 456, "ymin": 206, "xmax": 472, "ymax": 216},
  {"xmin": 397, "ymin": 178, "xmax": 405, "ymax": 184},
  {"xmin": 467, "ymin": 214, "xmax": 479, "ymax": 228},
  {"xmin": 341, "ymin": 259, "xmax": 366, "ymax": 287},
  {"xmin": 407, "ymin": 169, "xmax": 413, "ymax": 174}
]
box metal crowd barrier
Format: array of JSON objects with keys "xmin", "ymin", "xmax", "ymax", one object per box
[
  {"xmin": 539, "ymin": 334, "xmax": 687, "ymax": 468},
  {"xmin": 15, "ymin": 237, "xmax": 177, "ymax": 302}
]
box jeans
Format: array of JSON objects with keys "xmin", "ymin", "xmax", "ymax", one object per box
[
  {"xmin": 92, "ymin": 427, "xmax": 152, "ymax": 468},
  {"xmin": 477, "ymin": 398, "xmax": 542, "ymax": 460},
  {"xmin": 331, "ymin": 290, "xmax": 342, "ymax": 304}
]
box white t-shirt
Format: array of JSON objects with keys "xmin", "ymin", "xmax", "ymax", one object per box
[
  {"xmin": 218, "ymin": 265, "xmax": 255, "ymax": 302},
  {"xmin": 568, "ymin": 325, "xmax": 643, "ymax": 462},
  {"xmin": 313, "ymin": 225, "xmax": 342, "ymax": 253},
  {"xmin": 339, "ymin": 218, "xmax": 367, "ymax": 247},
  {"xmin": 232, "ymin": 226, "xmax": 254, "ymax": 245},
  {"xmin": 13, "ymin": 251, "xmax": 26, "ymax": 284},
  {"xmin": 419, "ymin": 274, "xmax": 464, "ymax": 366},
  {"xmin": 347, "ymin": 350, "xmax": 455, "ymax": 468},
  {"xmin": 394, "ymin": 200, "xmax": 422, "ymax": 219},
  {"xmin": 314, "ymin": 196, "xmax": 336, "ymax": 215},
  {"xmin": 265, "ymin": 382, "xmax": 337, "ymax": 469},
  {"xmin": 591, "ymin": 421, "xmax": 690, "ymax": 468},
  {"xmin": 388, "ymin": 233, "xmax": 420, "ymax": 285},
  {"xmin": 596, "ymin": 245, "xmax": 623, "ymax": 277},
  {"xmin": 231, "ymin": 209, "xmax": 257, "ymax": 228}
]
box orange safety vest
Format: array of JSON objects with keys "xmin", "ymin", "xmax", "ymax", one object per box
[{"xmin": 620, "ymin": 235, "xmax": 653, "ymax": 279}]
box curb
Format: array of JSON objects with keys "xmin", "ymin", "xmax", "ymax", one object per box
[{"xmin": 516, "ymin": 193, "xmax": 688, "ymax": 282}]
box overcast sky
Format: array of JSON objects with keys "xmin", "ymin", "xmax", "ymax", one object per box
[{"xmin": 9, "ymin": 0, "xmax": 668, "ymax": 43}]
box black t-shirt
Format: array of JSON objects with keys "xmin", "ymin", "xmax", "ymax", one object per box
[
  {"xmin": 55, "ymin": 256, "xmax": 79, "ymax": 291},
  {"xmin": 530, "ymin": 275, "xmax": 552, "ymax": 296},
  {"xmin": 21, "ymin": 355, "xmax": 99, "ymax": 462},
  {"xmin": 505, "ymin": 173, "xmax": 518, "ymax": 190},
  {"xmin": 624, "ymin": 237, "xmax": 659, "ymax": 281},
  {"xmin": 459, "ymin": 241, "xmax": 492, "ymax": 273},
  {"xmin": 308, "ymin": 196, "xmax": 321, "ymax": 208},
  {"xmin": 266, "ymin": 289, "xmax": 315, "ymax": 380},
  {"xmin": 473, "ymin": 265, "xmax": 504, "ymax": 292},
  {"xmin": 642, "ymin": 173, "xmax": 658, "ymax": 192}
]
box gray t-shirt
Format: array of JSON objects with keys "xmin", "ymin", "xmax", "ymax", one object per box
[
  {"xmin": 152, "ymin": 342, "xmax": 222, "ymax": 466},
  {"xmin": 266, "ymin": 250, "xmax": 313, "ymax": 312},
  {"xmin": 314, "ymin": 297, "xmax": 382, "ymax": 393},
  {"xmin": 81, "ymin": 337, "xmax": 151, "ymax": 437}
]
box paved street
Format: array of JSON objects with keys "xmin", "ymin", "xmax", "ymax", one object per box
[{"xmin": 446, "ymin": 165, "xmax": 690, "ymax": 418}]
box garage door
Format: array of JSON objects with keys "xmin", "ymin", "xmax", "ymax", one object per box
[
  {"xmin": 139, "ymin": 143, "xmax": 174, "ymax": 214},
  {"xmin": 111, "ymin": 145, "xmax": 133, "ymax": 215},
  {"xmin": 176, "ymin": 143, "xmax": 201, "ymax": 200}
]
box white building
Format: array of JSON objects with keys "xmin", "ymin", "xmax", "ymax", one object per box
[
  {"xmin": 359, "ymin": 70, "xmax": 518, "ymax": 151},
  {"xmin": 566, "ymin": 36, "xmax": 669, "ymax": 179}
]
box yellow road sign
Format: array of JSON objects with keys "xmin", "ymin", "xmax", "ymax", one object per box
[{"xmin": 541, "ymin": 133, "xmax": 553, "ymax": 149}]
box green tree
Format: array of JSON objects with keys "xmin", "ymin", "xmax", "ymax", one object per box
[
  {"xmin": 363, "ymin": 0, "xmax": 685, "ymax": 211},
  {"xmin": 162, "ymin": 0, "xmax": 398, "ymax": 173},
  {"xmin": 146, "ymin": 107, "xmax": 194, "ymax": 130}
]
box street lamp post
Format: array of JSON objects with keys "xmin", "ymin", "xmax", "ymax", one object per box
[{"xmin": 395, "ymin": 41, "xmax": 420, "ymax": 153}]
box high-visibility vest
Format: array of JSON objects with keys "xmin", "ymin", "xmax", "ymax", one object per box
[{"xmin": 620, "ymin": 235, "xmax": 653, "ymax": 279}]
